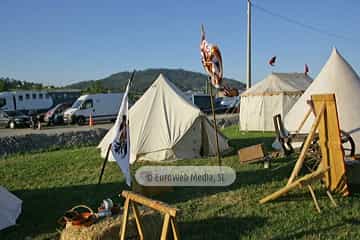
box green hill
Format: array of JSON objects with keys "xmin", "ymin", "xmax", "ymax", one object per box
[{"xmin": 66, "ymin": 68, "xmax": 245, "ymax": 93}]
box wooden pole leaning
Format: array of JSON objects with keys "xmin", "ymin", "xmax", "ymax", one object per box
[
  {"xmin": 260, "ymin": 94, "xmax": 348, "ymax": 212},
  {"xmin": 98, "ymin": 143, "xmax": 112, "ymax": 184},
  {"xmin": 120, "ymin": 191, "xmax": 180, "ymax": 240},
  {"xmin": 287, "ymin": 103, "xmax": 326, "ymax": 185},
  {"xmin": 208, "ymin": 77, "xmax": 222, "ymax": 166},
  {"xmin": 294, "ymin": 108, "xmax": 312, "ymax": 135}
]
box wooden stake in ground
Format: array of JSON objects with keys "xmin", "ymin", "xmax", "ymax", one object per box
[{"xmin": 208, "ymin": 77, "xmax": 222, "ymax": 166}]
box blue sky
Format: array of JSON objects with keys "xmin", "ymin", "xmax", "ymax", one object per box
[{"xmin": 0, "ymin": 0, "xmax": 359, "ymax": 86}]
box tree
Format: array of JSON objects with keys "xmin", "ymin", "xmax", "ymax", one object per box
[{"xmin": 0, "ymin": 80, "xmax": 8, "ymax": 91}]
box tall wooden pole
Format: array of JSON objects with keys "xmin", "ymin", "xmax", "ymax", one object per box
[
  {"xmin": 208, "ymin": 77, "xmax": 221, "ymax": 166},
  {"xmin": 246, "ymin": 0, "xmax": 252, "ymax": 89}
]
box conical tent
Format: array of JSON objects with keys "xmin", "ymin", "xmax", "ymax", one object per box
[
  {"xmin": 240, "ymin": 72, "xmax": 312, "ymax": 131},
  {"xmin": 285, "ymin": 48, "xmax": 360, "ymax": 154},
  {"xmin": 98, "ymin": 74, "xmax": 229, "ymax": 163},
  {"xmin": 0, "ymin": 186, "xmax": 22, "ymax": 230}
]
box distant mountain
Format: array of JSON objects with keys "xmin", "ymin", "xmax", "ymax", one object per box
[{"xmin": 66, "ymin": 68, "xmax": 245, "ymax": 93}]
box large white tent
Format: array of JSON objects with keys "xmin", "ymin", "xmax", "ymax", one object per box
[
  {"xmin": 98, "ymin": 74, "xmax": 229, "ymax": 163},
  {"xmin": 239, "ymin": 72, "xmax": 312, "ymax": 131},
  {"xmin": 285, "ymin": 48, "xmax": 360, "ymax": 154},
  {"xmin": 0, "ymin": 186, "xmax": 22, "ymax": 230}
]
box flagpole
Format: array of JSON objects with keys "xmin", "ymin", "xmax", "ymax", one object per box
[
  {"xmin": 208, "ymin": 77, "xmax": 222, "ymax": 166},
  {"xmin": 97, "ymin": 70, "xmax": 136, "ymax": 185},
  {"xmin": 98, "ymin": 143, "xmax": 112, "ymax": 184}
]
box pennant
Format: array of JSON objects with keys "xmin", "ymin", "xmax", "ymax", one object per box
[
  {"xmin": 269, "ymin": 56, "xmax": 276, "ymax": 66},
  {"xmin": 110, "ymin": 82, "xmax": 131, "ymax": 186},
  {"xmin": 200, "ymin": 24, "xmax": 224, "ymax": 89},
  {"xmin": 305, "ymin": 64, "xmax": 309, "ymax": 75}
]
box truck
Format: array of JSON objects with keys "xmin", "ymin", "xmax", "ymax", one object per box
[
  {"xmin": 0, "ymin": 90, "xmax": 81, "ymax": 114},
  {"xmin": 63, "ymin": 93, "xmax": 124, "ymax": 125},
  {"xmin": 0, "ymin": 91, "xmax": 53, "ymax": 113}
]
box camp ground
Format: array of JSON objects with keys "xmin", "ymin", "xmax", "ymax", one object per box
[{"xmin": 2, "ymin": 1, "xmax": 360, "ymax": 239}]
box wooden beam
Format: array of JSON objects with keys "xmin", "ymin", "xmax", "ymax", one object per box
[
  {"xmin": 121, "ymin": 191, "xmax": 178, "ymax": 217},
  {"xmin": 170, "ymin": 217, "xmax": 180, "ymax": 240},
  {"xmin": 260, "ymin": 167, "xmax": 328, "ymax": 204},
  {"xmin": 131, "ymin": 201, "xmax": 144, "ymax": 240},
  {"xmin": 326, "ymin": 190, "xmax": 338, "ymax": 207},
  {"xmin": 120, "ymin": 197, "xmax": 130, "ymax": 240},
  {"xmin": 160, "ymin": 213, "xmax": 170, "ymax": 240},
  {"xmin": 308, "ymin": 185, "xmax": 321, "ymax": 213},
  {"xmin": 295, "ymin": 108, "xmax": 312, "ymax": 135},
  {"xmin": 287, "ymin": 103, "xmax": 326, "ymax": 185}
]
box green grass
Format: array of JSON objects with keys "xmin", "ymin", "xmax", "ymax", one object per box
[{"xmin": 1, "ymin": 125, "xmax": 360, "ymax": 239}]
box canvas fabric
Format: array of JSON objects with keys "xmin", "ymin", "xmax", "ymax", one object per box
[
  {"xmin": 0, "ymin": 186, "xmax": 22, "ymax": 230},
  {"xmin": 240, "ymin": 72, "xmax": 311, "ymax": 131},
  {"xmin": 284, "ymin": 48, "xmax": 360, "ymax": 154},
  {"xmin": 99, "ymin": 74, "xmax": 229, "ymax": 163}
]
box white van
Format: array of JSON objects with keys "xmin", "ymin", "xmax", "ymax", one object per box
[{"xmin": 63, "ymin": 93, "xmax": 123, "ymax": 124}]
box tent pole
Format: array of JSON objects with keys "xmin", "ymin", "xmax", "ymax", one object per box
[
  {"xmin": 98, "ymin": 143, "xmax": 112, "ymax": 184},
  {"xmin": 208, "ymin": 77, "xmax": 222, "ymax": 166}
]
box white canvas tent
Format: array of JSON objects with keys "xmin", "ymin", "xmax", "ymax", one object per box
[
  {"xmin": 240, "ymin": 72, "xmax": 312, "ymax": 131},
  {"xmin": 98, "ymin": 74, "xmax": 229, "ymax": 163},
  {"xmin": 285, "ymin": 48, "xmax": 360, "ymax": 154},
  {"xmin": 0, "ymin": 186, "xmax": 22, "ymax": 230}
]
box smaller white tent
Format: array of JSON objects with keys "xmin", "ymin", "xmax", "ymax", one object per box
[
  {"xmin": 285, "ymin": 48, "xmax": 360, "ymax": 154},
  {"xmin": 0, "ymin": 186, "xmax": 22, "ymax": 230},
  {"xmin": 99, "ymin": 74, "xmax": 229, "ymax": 163},
  {"xmin": 240, "ymin": 72, "xmax": 312, "ymax": 131}
]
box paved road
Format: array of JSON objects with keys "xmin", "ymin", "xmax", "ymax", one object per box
[
  {"xmin": 0, "ymin": 113, "xmax": 238, "ymax": 138},
  {"xmin": 0, "ymin": 123, "xmax": 113, "ymax": 138}
]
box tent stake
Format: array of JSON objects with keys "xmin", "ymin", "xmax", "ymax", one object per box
[
  {"xmin": 98, "ymin": 143, "xmax": 112, "ymax": 184},
  {"xmin": 208, "ymin": 77, "xmax": 221, "ymax": 166}
]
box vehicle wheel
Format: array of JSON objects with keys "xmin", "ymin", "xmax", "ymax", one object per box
[
  {"xmin": 77, "ymin": 116, "xmax": 85, "ymax": 125},
  {"xmin": 9, "ymin": 121, "xmax": 16, "ymax": 129}
]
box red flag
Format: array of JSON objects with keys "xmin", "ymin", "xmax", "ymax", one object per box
[
  {"xmin": 269, "ymin": 56, "xmax": 276, "ymax": 66},
  {"xmin": 304, "ymin": 64, "xmax": 309, "ymax": 75}
]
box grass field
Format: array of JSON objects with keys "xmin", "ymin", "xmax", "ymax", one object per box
[{"xmin": 1, "ymin": 126, "xmax": 360, "ymax": 239}]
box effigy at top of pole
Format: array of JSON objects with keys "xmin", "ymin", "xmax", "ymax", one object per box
[{"xmin": 200, "ymin": 24, "xmax": 224, "ymax": 89}]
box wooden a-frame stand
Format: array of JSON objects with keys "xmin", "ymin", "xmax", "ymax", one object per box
[
  {"xmin": 260, "ymin": 94, "xmax": 349, "ymax": 212},
  {"xmin": 120, "ymin": 191, "xmax": 180, "ymax": 240}
]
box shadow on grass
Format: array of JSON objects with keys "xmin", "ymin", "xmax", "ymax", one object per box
[
  {"xmin": 270, "ymin": 217, "xmax": 360, "ymax": 240},
  {"xmin": 0, "ymin": 182, "xmax": 128, "ymax": 240},
  {"xmin": 158, "ymin": 163, "xmax": 294, "ymax": 205},
  {"xmin": 180, "ymin": 216, "xmax": 267, "ymax": 239}
]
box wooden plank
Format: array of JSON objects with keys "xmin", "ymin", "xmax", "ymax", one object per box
[
  {"xmin": 120, "ymin": 198, "xmax": 130, "ymax": 240},
  {"xmin": 131, "ymin": 201, "xmax": 144, "ymax": 240},
  {"xmin": 121, "ymin": 191, "xmax": 178, "ymax": 217},
  {"xmin": 170, "ymin": 217, "xmax": 180, "ymax": 240},
  {"xmin": 287, "ymin": 103, "xmax": 326, "ymax": 185},
  {"xmin": 160, "ymin": 213, "xmax": 170, "ymax": 240},
  {"xmin": 312, "ymin": 94, "xmax": 349, "ymax": 196}
]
